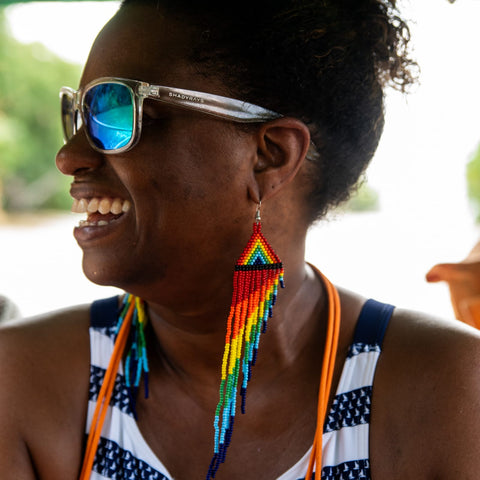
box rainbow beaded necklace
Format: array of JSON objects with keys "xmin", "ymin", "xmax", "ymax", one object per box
[
  {"xmin": 79, "ymin": 293, "xmax": 149, "ymax": 479},
  {"xmin": 119, "ymin": 294, "xmax": 149, "ymax": 414}
]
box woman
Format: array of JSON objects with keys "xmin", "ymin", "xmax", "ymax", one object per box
[{"xmin": 1, "ymin": 1, "xmax": 479, "ymax": 479}]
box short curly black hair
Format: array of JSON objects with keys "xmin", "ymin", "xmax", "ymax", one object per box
[{"xmin": 121, "ymin": 0, "xmax": 416, "ymax": 222}]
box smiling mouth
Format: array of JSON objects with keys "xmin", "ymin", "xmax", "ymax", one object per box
[{"xmin": 71, "ymin": 197, "xmax": 131, "ymax": 227}]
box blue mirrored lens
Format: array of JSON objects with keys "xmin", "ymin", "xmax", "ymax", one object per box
[{"xmin": 84, "ymin": 83, "xmax": 134, "ymax": 151}]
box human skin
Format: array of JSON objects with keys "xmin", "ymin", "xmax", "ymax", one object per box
[{"xmin": 1, "ymin": 4, "xmax": 480, "ymax": 479}]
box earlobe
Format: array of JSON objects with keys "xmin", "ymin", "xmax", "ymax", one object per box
[{"xmin": 252, "ymin": 117, "xmax": 311, "ymax": 202}]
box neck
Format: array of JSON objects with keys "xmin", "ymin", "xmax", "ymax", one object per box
[{"xmin": 142, "ymin": 260, "xmax": 327, "ymax": 388}]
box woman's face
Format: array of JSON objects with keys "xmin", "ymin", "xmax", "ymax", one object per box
[{"xmin": 56, "ymin": 5, "xmax": 258, "ymax": 306}]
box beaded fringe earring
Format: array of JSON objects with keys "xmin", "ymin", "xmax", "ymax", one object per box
[{"xmin": 206, "ymin": 203, "xmax": 285, "ymax": 479}]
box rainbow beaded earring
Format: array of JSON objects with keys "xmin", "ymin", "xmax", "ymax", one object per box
[{"xmin": 207, "ymin": 202, "xmax": 285, "ymax": 479}]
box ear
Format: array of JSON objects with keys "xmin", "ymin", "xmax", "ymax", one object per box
[{"xmin": 247, "ymin": 117, "xmax": 311, "ymax": 203}]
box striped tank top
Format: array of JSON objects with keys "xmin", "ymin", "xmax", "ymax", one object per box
[{"xmin": 86, "ymin": 297, "xmax": 394, "ymax": 479}]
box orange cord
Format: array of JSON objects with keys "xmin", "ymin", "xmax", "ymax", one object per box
[
  {"xmin": 305, "ymin": 271, "xmax": 341, "ymax": 480},
  {"xmin": 78, "ymin": 300, "xmax": 135, "ymax": 480}
]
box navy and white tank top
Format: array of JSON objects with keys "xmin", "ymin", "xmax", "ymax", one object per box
[{"xmin": 86, "ymin": 297, "xmax": 394, "ymax": 479}]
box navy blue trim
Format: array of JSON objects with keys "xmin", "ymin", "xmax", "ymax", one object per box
[
  {"xmin": 352, "ymin": 299, "xmax": 394, "ymax": 349},
  {"xmin": 90, "ymin": 296, "xmax": 120, "ymax": 328}
]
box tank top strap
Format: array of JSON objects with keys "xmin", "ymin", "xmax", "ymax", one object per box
[
  {"xmin": 352, "ymin": 298, "xmax": 395, "ymax": 350},
  {"xmin": 90, "ymin": 296, "xmax": 120, "ymax": 329}
]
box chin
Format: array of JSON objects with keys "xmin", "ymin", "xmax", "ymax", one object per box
[
  {"xmin": 82, "ymin": 254, "xmax": 132, "ymax": 290},
  {"xmin": 81, "ymin": 252, "xmax": 168, "ymax": 296}
]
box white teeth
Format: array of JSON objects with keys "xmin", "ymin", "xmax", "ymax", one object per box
[
  {"xmin": 71, "ymin": 197, "xmax": 131, "ymax": 215},
  {"xmin": 72, "ymin": 198, "xmax": 88, "ymax": 213},
  {"xmin": 111, "ymin": 198, "xmax": 123, "ymax": 215},
  {"xmin": 87, "ymin": 198, "xmax": 99, "ymax": 213},
  {"xmin": 122, "ymin": 200, "xmax": 131, "ymax": 213},
  {"xmin": 78, "ymin": 219, "xmax": 113, "ymax": 227},
  {"xmin": 99, "ymin": 198, "xmax": 111, "ymax": 215}
]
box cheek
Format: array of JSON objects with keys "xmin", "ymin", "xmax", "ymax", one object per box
[
  {"xmin": 113, "ymin": 120, "xmax": 256, "ymax": 260},
  {"xmin": 135, "ymin": 121, "xmax": 252, "ymax": 205},
  {"xmin": 147, "ymin": 170, "xmax": 208, "ymax": 204}
]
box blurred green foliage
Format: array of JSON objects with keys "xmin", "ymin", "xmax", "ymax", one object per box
[
  {"xmin": 0, "ymin": 8, "xmax": 81, "ymax": 211},
  {"xmin": 466, "ymin": 143, "xmax": 480, "ymax": 222},
  {"xmin": 346, "ymin": 179, "xmax": 380, "ymax": 212}
]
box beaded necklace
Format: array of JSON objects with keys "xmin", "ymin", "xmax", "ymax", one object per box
[
  {"xmin": 120, "ymin": 294, "xmax": 149, "ymax": 414},
  {"xmin": 79, "ymin": 272, "xmax": 340, "ymax": 480},
  {"xmin": 79, "ymin": 294, "xmax": 148, "ymax": 480}
]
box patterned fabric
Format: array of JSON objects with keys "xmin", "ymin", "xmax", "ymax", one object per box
[
  {"xmin": 86, "ymin": 297, "xmax": 393, "ymax": 479},
  {"xmin": 94, "ymin": 438, "xmax": 170, "ymax": 480}
]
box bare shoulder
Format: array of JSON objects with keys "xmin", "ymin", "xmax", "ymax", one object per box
[
  {"xmin": 371, "ymin": 307, "xmax": 480, "ymax": 479},
  {"xmin": 0, "ymin": 303, "xmax": 91, "ymax": 383},
  {"xmin": 0, "ymin": 304, "xmax": 92, "ymax": 479}
]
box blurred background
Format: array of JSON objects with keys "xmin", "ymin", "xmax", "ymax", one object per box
[{"xmin": 0, "ymin": 0, "xmax": 479, "ymax": 319}]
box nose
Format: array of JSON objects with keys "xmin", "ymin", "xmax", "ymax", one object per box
[{"xmin": 56, "ymin": 130, "xmax": 104, "ymax": 176}]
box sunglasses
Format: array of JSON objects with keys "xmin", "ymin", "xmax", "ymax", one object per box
[{"xmin": 60, "ymin": 77, "xmax": 282, "ymax": 154}]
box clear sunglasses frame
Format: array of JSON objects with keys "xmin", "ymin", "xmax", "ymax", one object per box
[{"xmin": 60, "ymin": 77, "xmax": 283, "ymax": 155}]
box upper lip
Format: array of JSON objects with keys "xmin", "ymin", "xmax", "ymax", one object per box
[{"xmin": 69, "ymin": 182, "xmax": 128, "ymax": 203}]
